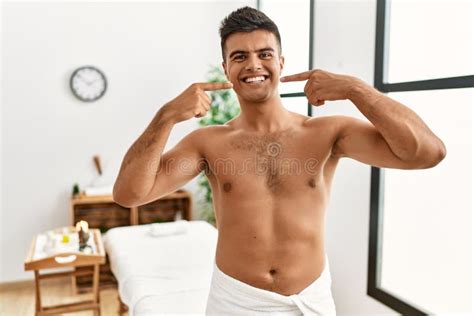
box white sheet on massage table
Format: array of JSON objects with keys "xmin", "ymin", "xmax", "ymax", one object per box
[{"xmin": 104, "ymin": 220, "xmax": 217, "ymax": 314}]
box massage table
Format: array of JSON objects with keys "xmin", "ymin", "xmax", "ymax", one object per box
[{"xmin": 104, "ymin": 220, "xmax": 218, "ymax": 315}]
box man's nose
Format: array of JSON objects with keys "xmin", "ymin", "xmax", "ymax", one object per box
[{"xmin": 245, "ymin": 54, "xmax": 262, "ymax": 71}]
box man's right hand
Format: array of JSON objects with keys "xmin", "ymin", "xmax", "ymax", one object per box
[{"xmin": 162, "ymin": 82, "xmax": 233, "ymax": 124}]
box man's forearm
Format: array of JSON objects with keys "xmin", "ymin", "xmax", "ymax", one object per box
[
  {"xmin": 113, "ymin": 107, "xmax": 175, "ymax": 205},
  {"xmin": 348, "ymin": 78, "xmax": 446, "ymax": 162}
]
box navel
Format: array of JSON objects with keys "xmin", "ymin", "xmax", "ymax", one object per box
[
  {"xmin": 223, "ymin": 182, "xmax": 232, "ymax": 192},
  {"xmin": 269, "ymin": 268, "xmax": 277, "ymax": 275}
]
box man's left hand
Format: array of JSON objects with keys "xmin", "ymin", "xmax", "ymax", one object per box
[{"xmin": 280, "ymin": 69, "xmax": 359, "ymax": 106}]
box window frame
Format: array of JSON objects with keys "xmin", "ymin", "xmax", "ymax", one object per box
[{"xmin": 368, "ymin": 0, "xmax": 474, "ymax": 315}]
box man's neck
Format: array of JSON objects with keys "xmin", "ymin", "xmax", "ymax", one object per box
[{"xmin": 235, "ymin": 94, "xmax": 291, "ymax": 133}]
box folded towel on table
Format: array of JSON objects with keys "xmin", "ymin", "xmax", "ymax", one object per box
[{"xmin": 84, "ymin": 184, "xmax": 113, "ymax": 196}]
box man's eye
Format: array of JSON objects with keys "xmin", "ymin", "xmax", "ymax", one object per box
[
  {"xmin": 261, "ymin": 52, "xmax": 272, "ymax": 58},
  {"xmin": 234, "ymin": 55, "xmax": 245, "ymax": 61}
]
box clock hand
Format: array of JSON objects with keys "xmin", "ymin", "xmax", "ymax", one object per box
[{"xmin": 77, "ymin": 73, "xmax": 89, "ymax": 83}]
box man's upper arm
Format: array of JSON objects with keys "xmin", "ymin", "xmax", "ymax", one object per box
[
  {"xmin": 330, "ymin": 115, "xmax": 425, "ymax": 169},
  {"xmin": 138, "ymin": 128, "xmax": 207, "ymax": 205}
]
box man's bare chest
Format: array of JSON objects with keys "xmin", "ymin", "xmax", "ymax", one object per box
[{"xmin": 204, "ymin": 129, "xmax": 333, "ymax": 195}]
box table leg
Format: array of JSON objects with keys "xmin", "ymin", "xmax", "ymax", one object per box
[
  {"xmin": 92, "ymin": 264, "xmax": 100, "ymax": 316},
  {"xmin": 34, "ymin": 270, "xmax": 42, "ymax": 315}
]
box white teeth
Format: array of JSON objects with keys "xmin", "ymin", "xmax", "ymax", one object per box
[{"xmin": 244, "ymin": 76, "xmax": 266, "ymax": 83}]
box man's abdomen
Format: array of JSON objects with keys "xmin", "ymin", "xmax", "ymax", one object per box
[{"xmin": 214, "ymin": 198, "xmax": 327, "ymax": 296}]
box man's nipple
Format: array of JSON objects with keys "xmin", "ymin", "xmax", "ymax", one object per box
[{"xmin": 223, "ymin": 182, "xmax": 232, "ymax": 192}]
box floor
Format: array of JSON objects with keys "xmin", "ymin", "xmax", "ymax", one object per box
[{"xmin": 0, "ymin": 278, "xmax": 127, "ymax": 315}]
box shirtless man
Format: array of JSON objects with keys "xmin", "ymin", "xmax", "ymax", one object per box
[{"xmin": 113, "ymin": 6, "xmax": 446, "ymax": 315}]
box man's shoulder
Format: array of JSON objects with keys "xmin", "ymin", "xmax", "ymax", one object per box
[
  {"xmin": 303, "ymin": 114, "xmax": 346, "ymax": 129},
  {"xmin": 199, "ymin": 124, "xmax": 234, "ymax": 134},
  {"xmin": 188, "ymin": 124, "xmax": 234, "ymax": 141}
]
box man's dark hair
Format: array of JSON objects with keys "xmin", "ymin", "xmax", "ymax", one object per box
[{"xmin": 219, "ymin": 6, "xmax": 282, "ymax": 61}]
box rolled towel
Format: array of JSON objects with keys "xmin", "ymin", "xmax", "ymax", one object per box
[{"xmin": 148, "ymin": 220, "xmax": 190, "ymax": 237}]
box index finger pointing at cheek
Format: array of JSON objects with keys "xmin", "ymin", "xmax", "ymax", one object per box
[
  {"xmin": 280, "ymin": 70, "xmax": 313, "ymax": 83},
  {"xmin": 199, "ymin": 82, "xmax": 233, "ymax": 91}
]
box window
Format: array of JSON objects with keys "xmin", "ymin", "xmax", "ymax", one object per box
[
  {"xmin": 368, "ymin": 0, "xmax": 473, "ymax": 314},
  {"xmin": 387, "ymin": 0, "xmax": 474, "ymax": 82}
]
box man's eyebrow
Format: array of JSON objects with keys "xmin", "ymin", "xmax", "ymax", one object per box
[{"xmin": 228, "ymin": 47, "xmax": 275, "ymax": 59}]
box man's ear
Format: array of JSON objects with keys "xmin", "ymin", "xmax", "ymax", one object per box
[
  {"xmin": 279, "ymin": 55, "xmax": 285, "ymax": 73},
  {"xmin": 222, "ymin": 61, "xmax": 229, "ymax": 80}
]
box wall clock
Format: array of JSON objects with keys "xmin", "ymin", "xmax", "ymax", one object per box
[{"xmin": 70, "ymin": 66, "xmax": 107, "ymax": 102}]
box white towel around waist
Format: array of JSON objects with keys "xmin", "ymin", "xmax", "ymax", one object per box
[{"xmin": 205, "ymin": 254, "xmax": 336, "ymax": 316}]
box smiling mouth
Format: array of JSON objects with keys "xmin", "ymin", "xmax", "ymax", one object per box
[{"xmin": 241, "ymin": 75, "xmax": 270, "ymax": 84}]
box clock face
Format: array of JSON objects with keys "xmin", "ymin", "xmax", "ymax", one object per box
[{"xmin": 70, "ymin": 66, "xmax": 107, "ymax": 102}]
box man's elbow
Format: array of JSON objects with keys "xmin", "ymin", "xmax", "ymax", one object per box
[
  {"xmin": 113, "ymin": 184, "xmax": 140, "ymax": 208},
  {"xmin": 418, "ymin": 143, "xmax": 447, "ymax": 169}
]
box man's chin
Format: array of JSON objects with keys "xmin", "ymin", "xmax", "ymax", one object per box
[
  {"xmin": 236, "ymin": 89, "xmax": 275, "ymax": 103},
  {"xmin": 240, "ymin": 93, "xmax": 271, "ymax": 103}
]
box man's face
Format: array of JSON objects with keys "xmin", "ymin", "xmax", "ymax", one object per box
[{"xmin": 222, "ymin": 30, "xmax": 284, "ymax": 103}]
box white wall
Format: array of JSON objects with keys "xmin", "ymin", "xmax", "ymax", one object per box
[
  {"xmin": 1, "ymin": 0, "xmax": 253, "ymax": 283},
  {"xmin": 313, "ymin": 0, "xmax": 399, "ymax": 315}
]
